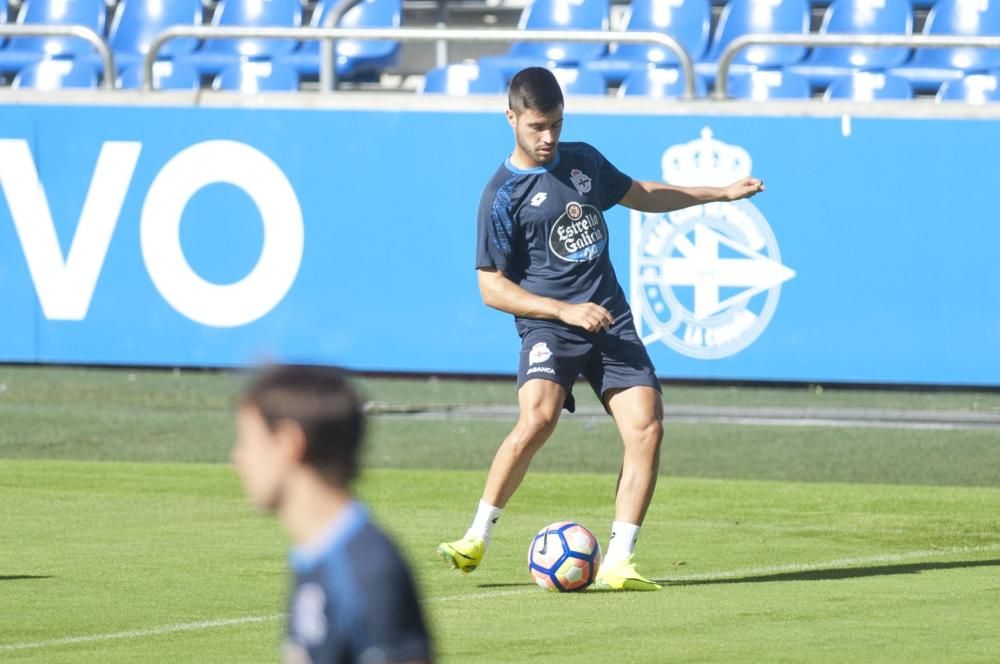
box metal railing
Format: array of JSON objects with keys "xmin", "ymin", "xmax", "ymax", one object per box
[
  {"xmin": 144, "ymin": 26, "xmax": 696, "ymax": 97},
  {"xmin": 716, "ymin": 34, "xmax": 1000, "ymax": 99},
  {"xmin": 0, "ymin": 25, "xmax": 116, "ymax": 89}
]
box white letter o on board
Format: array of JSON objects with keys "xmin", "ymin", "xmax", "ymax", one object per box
[{"xmin": 140, "ymin": 140, "xmax": 304, "ymax": 328}]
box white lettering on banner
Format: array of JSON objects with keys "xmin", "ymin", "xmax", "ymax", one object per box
[
  {"xmin": 0, "ymin": 139, "xmax": 303, "ymax": 328},
  {"xmin": 0, "ymin": 140, "xmax": 142, "ymax": 320},
  {"xmin": 141, "ymin": 140, "xmax": 304, "ymax": 327}
]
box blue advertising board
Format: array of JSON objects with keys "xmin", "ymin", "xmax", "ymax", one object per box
[{"xmin": 0, "ymin": 103, "xmax": 997, "ymax": 385}]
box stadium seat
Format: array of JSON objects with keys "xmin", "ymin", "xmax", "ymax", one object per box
[
  {"xmin": 584, "ymin": 0, "xmax": 711, "ymax": 85},
  {"xmin": 823, "ymin": 71, "xmax": 914, "ymax": 99},
  {"xmin": 420, "ymin": 64, "xmax": 507, "ymax": 94},
  {"xmin": 617, "ymin": 66, "xmax": 708, "ymax": 97},
  {"xmin": 107, "ymin": 0, "xmax": 204, "ymax": 69},
  {"xmin": 479, "ymin": 0, "xmax": 611, "ymax": 78},
  {"xmin": 697, "ymin": 0, "xmax": 811, "ymax": 83},
  {"xmin": 789, "ymin": 0, "xmax": 914, "ymax": 88},
  {"xmin": 213, "ymin": 60, "xmax": 300, "ymax": 92},
  {"xmin": 936, "ymin": 71, "xmax": 1000, "ymax": 101},
  {"xmin": 278, "ymin": 0, "xmax": 402, "ymax": 81},
  {"xmin": 552, "ymin": 67, "xmax": 607, "ymax": 94},
  {"xmin": 725, "ymin": 68, "xmax": 811, "ymax": 99},
  {"xmin": 181, "ymin": 0, "xmax": 302, "ymax": 76},
  {"xmin": 0, "ymin": 0, "xmax": 107, "ymax": 72},
  {"xmin": 117, "ymin": 60, "xmax": 202, "ymax": 90},
  {"xmin": 891, "ymin": 0, "xmax": 1000, "ymax": 93},
  {"xmin": 12, "ymin": 59, "xmax": 100, "ymax": 90}
]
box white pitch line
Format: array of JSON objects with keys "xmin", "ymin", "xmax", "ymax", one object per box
[
  {"xmin": 0, "ymin": 614, "xmax": 283, "ymax": 653},
  {"xmin": 4, "ymin": 543, "xmax": 998, "ymax": 652}
]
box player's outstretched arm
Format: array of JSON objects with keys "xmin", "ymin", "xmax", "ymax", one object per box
[
  {"xmin": 478, "ymin": 268, "xmax": 613, "ymax": 332},
  {"xmin": 618, "ymin": 177, "xmax": 765, "ymax": 213}
]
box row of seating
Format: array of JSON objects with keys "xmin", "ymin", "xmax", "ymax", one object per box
[
  {"xmin": 9, "ymin": 55, "xmax": 999, "ymax": 102},
  {"xmin": 479, "ymin": 0, "xmax": 1000, "ymax": 93},
  {"xmin": 9, "ymin": 57, "xmax": 299, "ymax": 92},
  {"xmin": 0, "ymin": 0, "xmax": 997, "ymax": 100},
  {"xmin": 421, "ymin": 62, "xmax": 1000, "ymax": 100},
  {"xmin": 0, "ymin": 0, "xmax": 401, "ymax": 84}
]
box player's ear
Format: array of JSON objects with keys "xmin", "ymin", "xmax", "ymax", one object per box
[
  {"xmin": 273, "ymin": 419, "xmax": 309, "ymax": 464},
  {"xmin": 506, "ymin": 108, "xmax": 517, "ymax": 129}
]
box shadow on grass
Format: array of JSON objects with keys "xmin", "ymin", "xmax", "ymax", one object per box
[
  {"xmin": 475, "ymin": 582, "xmax": 536, "ymax": 589},
  {"xmin": 661, "ymin": 558, "xmax": 1000, "ymax": 586},
  {"xmin": 0, "ymin": 575, "xmax": 53, "ymax": 582}
]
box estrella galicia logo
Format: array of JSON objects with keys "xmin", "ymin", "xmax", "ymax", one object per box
[
  {"xmin": 629, "ymin": 128, "xmax": 795, "ymax": 359},
  {"xmin": 549, "ymin": 202, "xmax": 607, "ymax": 263}
]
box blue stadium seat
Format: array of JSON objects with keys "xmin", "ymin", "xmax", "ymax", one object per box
[
  {"xmin": 697, "ymin": 0, "xmax": 811, "ymax": 83},
  {"xmin": 0, "ymin": 0, "xmax": 107, "ymax": 72},
  {"xmin": 479, "ymin": 0, "xmax": 611, "ymax": 78},
  {"xmin": 892, "ymin": 0, "xmax": 1000, "ymax": 93},
  {"xmin": 277, "ymin": 0, "xmax": 401, "ymax": 81},
  {"xmin": 117, "ymin": 60, "xmax": 202, "ymax": 90},
  {"xmin": 551, "ymin": 66, "xmax": 607, "ymax": 94},
  {"xmin": 617, "ymin": 66, "xmax": 708, "ymax": 97},
  {"xmin": 823, "ymin": 71, "xmax": 914, "ymax": 99},
  {"xmin": 181, "ymin": 0, "xmax": 302, "ymax": 76},
  {"xmin": 213, "ymin": 60, "xmax": 300, "ymax": 92},
  {"xmin": 13, "ymin": 59, "xmax": 99, "ymax": 90},
  {"xmin": 725, "ymin": 69, "xmax": 811, "ymax": 98},
  {"xmin": 107, "ymin": 0, "xmax": 203, "ymax": 69},
  {"xmin": 790, "ymin": 0, "xmax": 914, "ymax": 88},
  {"xmin": 421, "ymin": 64, "xmax": 507, "ymax": 94},
  {"xmin": 584, "ymin": 0, "xmax": 711, "ymax": 85},
  {"xmin": 936, "ymin": 71, "xmax": 1000, "ymax": 101}
]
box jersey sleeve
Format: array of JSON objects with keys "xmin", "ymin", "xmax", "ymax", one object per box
[
  {"xmin": 476, "ymin": 178, "xmax": 518, "ymax": 273},
  {"xmin": 591, "ymin": 145, "xmax": 633, "ymax": 211}
]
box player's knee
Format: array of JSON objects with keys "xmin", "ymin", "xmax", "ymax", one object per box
[
  {"xmin": 627, "ymin": 416, "xmax": 663, "ymax": 453},
  {"xmin": 514, "ymin": 410, "xmax": 558, "ymax": 445}
]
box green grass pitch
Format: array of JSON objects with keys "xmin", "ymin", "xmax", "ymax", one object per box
[{"xmin": 2, "ymin": 366, "xmax": 999, "ymax": 662}]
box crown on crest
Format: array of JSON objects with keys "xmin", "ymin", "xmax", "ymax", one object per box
[{"xmin": 661, "ymin": 127, "xmax": 752, "ymax": 187}]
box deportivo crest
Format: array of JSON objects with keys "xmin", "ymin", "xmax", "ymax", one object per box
[
  {"xmin": 549, "ymin": 202, "xmax": 607, "ymax": 263},
  {"xmin": 529, "ymin": 342, "xmax": 552, "ymax": 365},
  {"xmin": 570, "ymin": 168, "xmax": 592, "ymax": 195},
  {"xmin": 629, "ymin": 128, "xmax": 795, "ymax": 359}
]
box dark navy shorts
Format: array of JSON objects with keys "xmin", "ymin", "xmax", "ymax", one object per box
[{"xmin": 517, "ymin": 315, "xmax": 661, "ymax": 413}]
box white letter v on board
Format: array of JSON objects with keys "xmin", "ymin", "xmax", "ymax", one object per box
[{"xmin": 0, "ymin": 139, "xmax": 142, "ymax": 320}]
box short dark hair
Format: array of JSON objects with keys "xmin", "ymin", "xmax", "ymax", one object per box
[
  {"xmin": 241, "ymin": 365, "xmax": 365, "ymax": 487},
  {"xmin": 508, "ymin": 67, "xmax": 564, "ymax": 114}
]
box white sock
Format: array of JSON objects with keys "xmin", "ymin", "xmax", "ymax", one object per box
[
  {"xmin": 464, "ymin": 500, "xmax": 503, "ymax": 545},
  {"xmin": 605, "ymin": 521, "xmax": 640, "ymax": 565}
]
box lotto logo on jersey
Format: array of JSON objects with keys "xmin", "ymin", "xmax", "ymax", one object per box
[{"xmin": 549, "ymin": 202, "xmax": 607, "ymax": 263}]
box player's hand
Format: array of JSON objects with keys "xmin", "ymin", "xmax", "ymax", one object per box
[
  {"xmin": 723, "ymin": 177, "xmax": 765, "ymax": 201},
  {"xmin": 558, "ymin": 302, "xmax": 614, "ymax": 333}
]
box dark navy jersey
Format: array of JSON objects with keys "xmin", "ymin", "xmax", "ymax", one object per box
[
  {"xmin": 476, "ymin": 142, "xmax": 633, "ymax": 335},
  {"xmin": 284, "ymin": 503, "xmax": 432, "ymax": 664}
]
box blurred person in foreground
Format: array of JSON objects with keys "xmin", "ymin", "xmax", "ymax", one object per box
[{"xmin": 233, "ymin": 365, "xmax": 432, "ymax": 664}]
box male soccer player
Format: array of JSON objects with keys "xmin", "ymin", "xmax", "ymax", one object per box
[
  {"xmin": 233, "ymin": 365, "xmax": 433, "ymax": 663},
  {"xmin": 437, "ymin": 67, "xmax": 765, "ymax": 590}
]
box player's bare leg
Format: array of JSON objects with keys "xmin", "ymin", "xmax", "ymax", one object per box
[
  {"xmin": 482, "ymin": 378, "xmax": 566, "ymax": 507},
  {"xmin": 438, "ymin": 379, "xmax": 565, "ymax": 573},
  {"xmin": 596, "ymin": 385, "xmax": 663, "ymax": 590}
]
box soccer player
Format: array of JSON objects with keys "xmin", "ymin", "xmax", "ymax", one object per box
[
  {"xmin": 437, "ymin": 67, "xmax": 765, "ymax": 591},
  {"xmin": 233, "ymin": 365, "xmax": 433, "ymax": 663}
]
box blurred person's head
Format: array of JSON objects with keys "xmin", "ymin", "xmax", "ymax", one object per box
[{"xmin": 233, "ymin": 365, "xmax": 364, "ymax": 511}]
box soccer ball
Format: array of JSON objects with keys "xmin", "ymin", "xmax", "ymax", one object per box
[{"xmin": 527, "ymin": 521, "xmax": 601, "ymax": 592}]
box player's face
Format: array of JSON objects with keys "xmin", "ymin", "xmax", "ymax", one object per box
[
  {"xmin": 509, "ymin": 106, "xmax": 563, "ymax": 166},
  {"xmin": 232, "ymin": 405, "xmax": 295, "ymax": 511}
]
